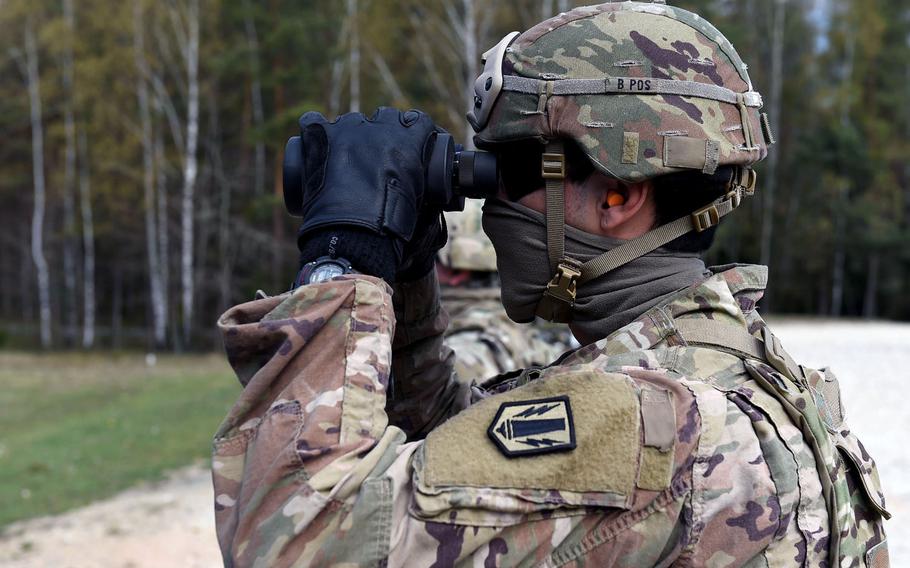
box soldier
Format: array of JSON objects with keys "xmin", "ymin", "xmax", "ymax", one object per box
[
  {"xmin": 439, "ymin": 200, "xmax": 574, "ymax": 384},
  {"xmin": 212, "ymin": 3, "xmax": 890, "ymax": 566}
]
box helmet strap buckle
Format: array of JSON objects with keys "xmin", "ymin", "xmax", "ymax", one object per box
[
  {"xmin": 535, "ymin": 259, "xmax": 583, "ymax": 323},
  {"xmin": 541, "ymin": 152, "xmax": 566, "ymax": 179},
  {"xmin": 731, "ymin": 166, "xmax": 758, "ymax": 197},
  {"xmin": 692, "ymin": 204, "xmax": 720, "ymax": 233},
  {"xmin": 725, "ymin": 187, "xmax": 743, "ymax": 209}
]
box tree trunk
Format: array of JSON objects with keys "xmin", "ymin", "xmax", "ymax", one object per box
[
  {"xmin": 461, "ymin": 0, "xmax": 477, "ymax": 146},
  {"xmin": 830, "ymin": 182, "xmax": 847, "ymax": 317},
  {"xmin": 20, "ymin": 224, "xmax": 35, "ymax": 325},
  {"xmin": 133, "ymin": 0, "xmax": 167, "ymax": 348},
  {"xmin": 272, "ymin": 75, "xmax": 286, "ymax": 291},
  {"xmin": 347, "ymin": 0, "xmax": 360, "ymax": 112},
  {"xmin": 407, "ymin": 11, "xmax": 462, "ymax": 128},
  {"xmin": 154, "ymin": 111, "xmax": 170, "ymax": 347},
  {"xmin": 61, "ymin": 0, "xmax": 79, "ymax": 345},
  {"xmin": 540, "ymin": 0, "xmax": 554, "ymax": 20},
  {"xmin": 370, "ymin": 50, "xmax": 406, "ymax": 104},
  {"xmin": 111, "ymin": 266, "xmax": 123, "ymax": 350},
  {"xmin": 862, "ymin": 252, "xmax": 879, "ymax": 319},
  {"xmin": 180, "ymin": 0, "xmax": 200, "ymax": 345},
  {"xmin": 759, "ymin": 0, "xmax": 786, "ymax": 311},
  {"xmin": 78, "ymin": 129, "xmax": 96, "ymax": 348},
  {"xmin": 207, "ymin": 91, "xmax": 233, "ymax": 315},
  {"xmin": 243, "ymin": 0, "xmax": 266, "ymax": 194},
  {"xmin": 830, "ymin": 243, "xmax": 845, "ymax": 317},
  {"xmin": 328, "ymin": 59, "xmax": 344, "ymax": 117},
  {"xmin": 25, "ymin": 22, "xmax": 53, "ymax": 349},
  {"xmin": 817, "ymin": 277, "xmax": 829, "ymax": 316},
  {"xmin": 0, "ymin": 241, "xmax": 8, "ymax": 318}
]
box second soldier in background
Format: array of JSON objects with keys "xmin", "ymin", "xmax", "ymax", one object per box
[{"xmin": 439, "ymin": 199, "xmax": 575, "ymax": 384}]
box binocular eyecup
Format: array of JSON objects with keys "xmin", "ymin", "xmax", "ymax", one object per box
[{"xmin": 282, "ymin": 132, "xmax": 499, "ymax": 217}]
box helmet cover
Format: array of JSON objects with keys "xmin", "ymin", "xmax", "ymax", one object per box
[{"xmin": 471, "ymin": 2, "xmax": 772, "ymax": 183}]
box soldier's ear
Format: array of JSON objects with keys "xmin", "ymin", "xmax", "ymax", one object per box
[{"xmin": 597, "ymin": 179, "xmax": 654, "ymax": 238}]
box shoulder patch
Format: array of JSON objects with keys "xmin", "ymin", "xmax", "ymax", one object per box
[
  {"xmin": 487, "ymin": 396, "xmax": 576, "ymax": 458},
  {"xmin": 421, "ymin": 368, "xmax": 641, "ymax": 500}
]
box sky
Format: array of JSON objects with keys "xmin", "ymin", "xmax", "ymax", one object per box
[{"xmin": 807, "ymin": 0, "xmax": 832, "ymax": 51}]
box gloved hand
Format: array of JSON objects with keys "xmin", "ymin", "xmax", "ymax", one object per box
[
  {"xmin": 397, "ymin": 207, "xmax": 447, "ymax": 282},
  {"xmin": 294, "ymin": 107, "xmax": 446, "ymax": 282}
]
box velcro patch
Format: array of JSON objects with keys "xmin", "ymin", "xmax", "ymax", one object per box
[
  {"xmin": 622, "ymin": 132, "xmax": 640, "ymax": 164},
  {"xmin": 423, "ymin": 369, "xmax": 640, "ymax": 497},
  {"xmin": 487, "ymin": 396, "xmax": 576, "ymax": 458},
  {"xmin": 663, "ymin": 135, "xmax": 714, "ymax": 172}
]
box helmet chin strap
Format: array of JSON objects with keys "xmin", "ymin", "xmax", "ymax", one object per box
[
  {"xmin": 534, "ymin": 140, "xmax": 757, "ymax": 323},
  {"xmin": 535, "ymin": 140, "xmax": 582, "ymax": 322}
]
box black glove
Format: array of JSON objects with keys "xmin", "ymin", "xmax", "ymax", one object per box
[
  {"xmin": 293, "ymin": 108, "xmax": 446, "ymax": 281},
  {"xmin": 397, "ymin": 208, "xmax": 447, "ymax": 282}
]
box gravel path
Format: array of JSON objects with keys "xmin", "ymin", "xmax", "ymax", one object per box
[
  {"xmin": 1, "ymin": 320, "xmax": 906, "ymax": 567},
  {"xmin": 0, "ymin": 465, "xmax": 221, "ymax": 568}
]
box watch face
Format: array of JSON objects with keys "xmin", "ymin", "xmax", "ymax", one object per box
[{"xmin": 309, "ymin": 262, "xmax": 345, "ymax": 284}]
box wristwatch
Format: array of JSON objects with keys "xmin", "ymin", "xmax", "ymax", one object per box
[{"xmin": 294, "ymin": 256, "xmax": 359, "ymax": 287}]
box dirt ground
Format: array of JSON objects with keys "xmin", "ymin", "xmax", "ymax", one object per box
[
  {"xmin": 0, "ymin": 465, "xmax": 221, "ymax": 568},
  {"xmin": 1, "ymin": 320, "xmax": 906, "ymax": 567}
]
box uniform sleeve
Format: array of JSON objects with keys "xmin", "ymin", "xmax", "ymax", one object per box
[
  {"xmin": 211, "ymin": 274, "xmax": 474, "ymax": 566},
  {"xmin": 387, "ymin": 270, "xmax": 473, "ymax": 439}
]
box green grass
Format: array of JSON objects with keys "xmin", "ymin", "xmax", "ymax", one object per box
[{"xmin": 0, "ymin": 351, "xmax": 239, "ymax": 528}]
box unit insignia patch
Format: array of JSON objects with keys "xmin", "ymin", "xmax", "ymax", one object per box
[{"xmin": 487, "ymin": 396, "xmax": 576, "ymax": 458}]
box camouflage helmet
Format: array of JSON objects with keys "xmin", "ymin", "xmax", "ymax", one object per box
[
  {"xmin": 469, "ymin": 1, "xmax": 773, "ymax": 182},
  {"xmin": 468, "ymin": 1, "xmax": 773, "ymax": 323},
  {"xmin": 439, "ymin": 200, "xmax": 498, "ymax": 271}
]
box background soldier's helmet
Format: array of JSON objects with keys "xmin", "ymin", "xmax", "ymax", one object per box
[
  {"xmin": 468, "ymin": 1, "xmax": 774, "ymax": 182},
  {"xmin": 439, "ymin": 200, "xmax": 498, "ymax": 272}
]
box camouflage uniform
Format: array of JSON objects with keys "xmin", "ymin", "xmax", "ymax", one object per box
[
  {"xmin": 212, "ymin": 265, "xmax": 889, "ymax": 566},
  {"xmin": 443, "ymin": 286, "xmax": 572, "ymax": 385}
]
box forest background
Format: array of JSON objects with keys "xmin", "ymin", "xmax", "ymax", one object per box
[{"xmin": 1, "ymin": 0, "xmax": 908, "ymax": 352}]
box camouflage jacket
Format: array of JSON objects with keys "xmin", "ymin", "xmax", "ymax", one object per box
[
  {"xmin": 442, "ymin": 286, "xmax": 573, "ymax": 385},
  {"xmin": 213, "ymin": 265, "xmax": 889, "ymax": 567}
]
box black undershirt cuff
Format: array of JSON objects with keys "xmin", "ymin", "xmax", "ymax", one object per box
[{"xmin": 298, "ymin": 227, "xmax": 398, "ymax": 283}]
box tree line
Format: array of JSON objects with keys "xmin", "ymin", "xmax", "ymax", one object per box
[{"xmin": 0, "ymin": 0, "xmax": 908, "ymax": 351}]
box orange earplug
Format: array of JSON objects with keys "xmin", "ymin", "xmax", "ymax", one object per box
[{"xmin": 606, "ymin": 192, "xmax": 626, "ymax": 207}]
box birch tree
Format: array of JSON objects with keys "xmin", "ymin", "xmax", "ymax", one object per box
[
  {"xmin": 78, "ymin": 129, "xmax": 95, "ymax": 348},
  {"xmin": 133, "ymin": 0, "xmax": 167, "ymax": 347},
  {"xmin": 154, "ymin": 107, "xmax": 170, "ymax": 345},
  {"xmin": 178, "ymin": 0, "xmax": 200, "ymax": 344},
  {"xmin": 24, "ymin": 21, "xmax": 53, "ymax": 348},
  {"xmin": 153, "ymin": 0, "xmax": 201, "ymax": 344}
]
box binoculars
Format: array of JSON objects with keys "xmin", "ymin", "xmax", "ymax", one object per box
[{"xmin": 282, "ymin": 132, "xmax": 499, "ymax": 216}]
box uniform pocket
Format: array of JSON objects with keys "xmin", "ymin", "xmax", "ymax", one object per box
[
  {"xmin": 212, "ymin": 400, "xmax": 307, "ymax": 556},
  {"xmin": 212, "ymin": 427, "xmax": 254, "ymax": 550},
  {"xmin": 835, "ymin": 428, "xmax": 891, "ymax": 520},
  {"xmin": 807, "ymin": 367, "xmax": 890, "ymax": 520}
]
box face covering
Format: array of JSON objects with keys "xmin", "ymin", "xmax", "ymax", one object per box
[{"xmin": 482, "ymin": 198, "xmax": 710, "ymax": 341}]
